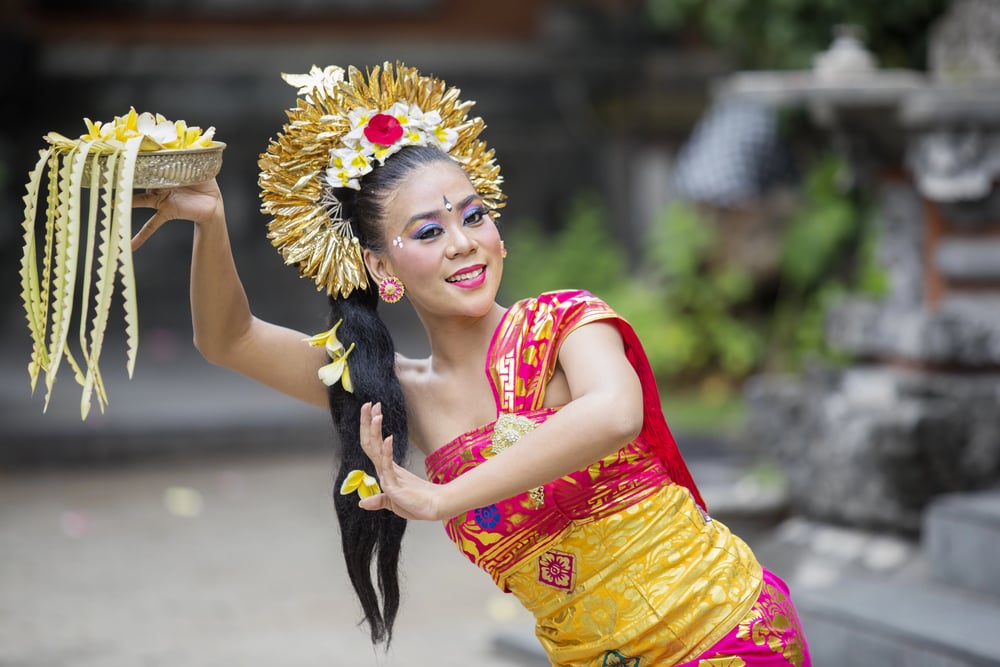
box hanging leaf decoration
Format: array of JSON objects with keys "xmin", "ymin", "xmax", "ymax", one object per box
[{"xmin": 20, "ymin": 109, "xmax": 223, "ymax": 419}]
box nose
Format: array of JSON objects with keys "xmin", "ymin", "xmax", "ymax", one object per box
[{"xmin": 446, "ymin": 227, "xmax": 477, "ymax": 258}]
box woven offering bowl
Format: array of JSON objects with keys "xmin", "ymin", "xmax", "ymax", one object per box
[{"xmin": 83, "ymin": 142, "xmax": 226, "ymax": 189}]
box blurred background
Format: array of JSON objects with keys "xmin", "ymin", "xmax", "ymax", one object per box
[{"xmin": 2, "ymin": 0, "xmax": 1000, "ymax": 665}]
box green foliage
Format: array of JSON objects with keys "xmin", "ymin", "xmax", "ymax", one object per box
[
  {"xmin": 501, "ymin": 192, "xmax": 628, "ymax": 302},
  {"xmin": 502, "ymin": 155, "xmax": 887, "ymax": 388},
  {"xmin": 780, "ymin": 158, "xmax": 857, "ymax": 290},
  {"xmin": 767, "ymin": 155, "xmax": 887, "ymax": 370},
  {"xmin": 645, "ymin": 0, "xmax": 949, "ymax": 69},
  {"xmin": 660, "ymin": 391, "xmax": 746, "ymax": 435},
  {"xmin": 638, "ymin": 202, "xmax": 763, "ymax": 379}
]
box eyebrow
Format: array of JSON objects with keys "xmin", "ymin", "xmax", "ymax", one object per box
[{"xmin": 403, "ymin": 193, "xmax": 480, "ymax": 230}]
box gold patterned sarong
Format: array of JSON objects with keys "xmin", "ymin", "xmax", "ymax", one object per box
[{"xmin": 425, "ymin": 291, "xmax": 809, "ymax": 666}]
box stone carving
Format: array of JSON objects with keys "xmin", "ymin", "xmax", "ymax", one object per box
[
  {"xmin": 929, "ymin": 0, "xmax": 1000, "ymax": 82},
  {"xmin": 907, "ymin": 129, "xmax": 1000, "ymax": 201},
  {"xmin": 746, "ymin": 367, "xmax": 1000, "ymax": 531},
  {"xmin": 813, "ymin": 25, "xmax": 878, "ymax": 81}
]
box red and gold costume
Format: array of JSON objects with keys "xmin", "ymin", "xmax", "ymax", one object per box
[{"xmin": 426, "ymin": 290, "xmax": 810, "ymax": 666}]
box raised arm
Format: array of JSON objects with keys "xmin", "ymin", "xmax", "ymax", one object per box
[
  {"xmin": 359, "ymin": 320, "xmax": 645, "ymax": 520},
  {"xmin": 132, "ymin": 180, "xmax": 330, "ymax": 409}
]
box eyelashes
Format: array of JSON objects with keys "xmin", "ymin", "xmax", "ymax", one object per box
[
  {"xmin": 409, "ymin": 205, "xmax": 489, "ymax": 241},
  {"xmin": 462, "ymin": 205, "xmax": 487, "ymax": 224},
  {"xmin": 412, "ymin": 222, "xmax": 443, "ymax": 240}
]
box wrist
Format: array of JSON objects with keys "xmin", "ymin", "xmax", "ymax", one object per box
[
  {"xmin": 195, "ymin": 203, "xmax": 226, "ymax": 229},
  {"xmin": 434, "ymin": 481, "xmax": 465, "ymax": 521}
]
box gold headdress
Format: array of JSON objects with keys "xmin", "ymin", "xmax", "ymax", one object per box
[{"xmin": 259, "ymin": 62, "xmax": 505, "ymax": 298}]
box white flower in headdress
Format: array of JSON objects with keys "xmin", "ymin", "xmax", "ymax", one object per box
[
  {"xmin": 343, "ymin": 107, "xmax": 377, "ymax": 147},
  {"xmin": 282, "ymin": 65, "xmax": 345, "ymax": 97},
  {"xmin": 429, "ymin": 124, "xmax": 459, "ymax": 152},
  {"xmin": 326, "ymin": 146, "xmax": 373, "ymax": 190},
  {"xmin": 387, "ymin": 102, "xmax": 413, "ymax": 125},
  {"xmin": 388, "ymin": 102, "xmax": 427, "ymax": 146}
]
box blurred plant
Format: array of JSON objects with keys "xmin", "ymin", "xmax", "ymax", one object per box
[
  {"xmin": 645, "ymin": 0, "xmax": 949, "ymax": 69},
  {"xmin": 638, "ymin": 201, "xmax": 763, "ymax": 382},
  {"xmin": 501, "ymin": 192, "xmax": 628, "ymax": 301},
  {"xmin": 502, "ymin": 154, "xmax": 887, "ymax": 389},
  {"xmin": 768, "ymin": 155, "xmax": 887, "ymax": 370}
]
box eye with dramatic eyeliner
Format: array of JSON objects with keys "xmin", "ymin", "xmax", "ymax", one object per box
[
  {"xmin": 412, "ymin": 222, "xmax": 443, "ymax": 240},
  {"xmin": 463, "ymin": 205, "xmax": 487, "ymax": 225}
]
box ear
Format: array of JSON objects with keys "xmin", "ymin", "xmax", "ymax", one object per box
[{"xmin": 363, "ymin": 248, "xmax": 395, "ymax": 284}]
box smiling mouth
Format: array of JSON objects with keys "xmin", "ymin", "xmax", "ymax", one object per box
[{"xmin": 446, "ymin": 267, "xmax": 485, "ymax": 283}]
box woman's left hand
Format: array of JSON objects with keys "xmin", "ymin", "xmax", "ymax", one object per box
[{"xmin": 357, "ymin": 402, "xmax": 448, "ymax": 521}]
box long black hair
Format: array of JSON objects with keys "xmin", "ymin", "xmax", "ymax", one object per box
[{"xmin": 326, "ymin": 145, "xmax": 455, "ymax": 645}]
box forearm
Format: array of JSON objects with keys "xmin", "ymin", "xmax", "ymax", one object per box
[
  {"xmin": 435, "ymin": 393, "xmax": 642, "ymax": 518},
  {"xmin": 189, "ymin": 208, "xmax": 253, "ymax": 363}
]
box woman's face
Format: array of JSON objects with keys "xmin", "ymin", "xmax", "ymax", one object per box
[{"xmin": 365, "ymin": 160, "xmax": 503, "ymax": 321}]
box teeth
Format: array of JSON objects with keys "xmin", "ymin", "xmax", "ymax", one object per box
[{"xmin": 446, "ymin": 267, "xmax": 484, "ymax": 283}]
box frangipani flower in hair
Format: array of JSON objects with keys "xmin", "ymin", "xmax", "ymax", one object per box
[
  {"xmin": 305, "ymin": 319, "xmax": 355, "ymax": 391},
  {"xmin": 328, "ymin": 101, "xmax": 459, "ymax": 190},
  {"xmin": 340, "ymin": 470, "xmax": 381, "ymax": 499}
]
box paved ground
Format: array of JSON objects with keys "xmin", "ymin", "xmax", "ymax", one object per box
[
  {"xmin": 0, "ymin": 449, "xmax": 551, "ymax": 667},
  {"xmin": 2, "ymin": 447, "xmax": 797, "ymax": 667},
  {"xmin": 0, "ymin": 321, "xmax": 795, "ymax": 666},
  {"xmin": 0, "ymin": 319, "xmax": 551, "ymax": 666},
  {"xmin": 0, "ymin": 311, "xmax": 925, "ymax": 666}
]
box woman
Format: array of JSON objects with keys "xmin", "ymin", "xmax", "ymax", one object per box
[{"xmin": 132, "ymin": 63, "xmax": 810, "ymax": 666}]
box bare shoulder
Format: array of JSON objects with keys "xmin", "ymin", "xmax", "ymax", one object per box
[
  {"xmin": 394, "ymin": 353, "xmax": 434, "ymax": 420},
  {"xmin": 394, "ymin": 352, "xmax": 431, "ymax": 389},
  {"xmin": 394, "ymin": 353, "xmax": 435, "ymax": 454}
]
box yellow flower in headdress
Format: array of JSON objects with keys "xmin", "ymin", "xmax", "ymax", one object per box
[
  {"xmin": 340, "ymin": 469, "xmax": 381, "ymax": 498},
  {"xmin": 305, "ymin": 319, "xmax": 355, "ymax": 391}
]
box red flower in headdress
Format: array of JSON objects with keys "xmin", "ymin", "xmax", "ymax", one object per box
[{"xmin": 364, "ymin": 113, "xmax": 404, "ymax": 145}]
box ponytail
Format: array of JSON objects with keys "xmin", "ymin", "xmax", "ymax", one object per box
[
  {"xmin": 324, "ymin": 145, "xmax": 454, "ymax": 645},
  {"xmin": 328, "ymin": 288, "xmax": 408, "ymax": 644}
]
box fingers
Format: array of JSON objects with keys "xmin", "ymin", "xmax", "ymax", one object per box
[
  {"xmin": 359, "ymin": 493, "xmax": 390, "ymax": 511},
  {"xmin": 358, "ymin": 403, "xmax": 402, "ymax": 515},
  {"xmin": 130, "ymin": 189, "xmax": 170, "ymax": 251},
  {"xmin": 131, "ymin": 212, "xmax": 164, "ymax": 251},
  {"xmin": 379, "ymin": 435, "xmax": 395, "ymax": 484},
  {"xmin": 359, "ymin": 402, "xmax": 378, "ymax": 460},
  {"xmin": 360, "ymin": 401, "xmax": 393, "ymax": 471},
  {"xmin": 132, "ymin": 190, "xmax": 160, "ymax": 209}
]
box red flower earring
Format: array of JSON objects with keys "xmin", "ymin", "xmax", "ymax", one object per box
[
  {"xmin": 501, "ymin": 240, "xmax": 508, "ymax": 259},
  {"xmin": 378, "ymin": 276, "xmax": 405, "ymax": 304}
]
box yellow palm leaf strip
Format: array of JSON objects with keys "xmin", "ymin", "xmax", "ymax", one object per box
[
  {"xmin": 19, "ymin": 148, "xmax": 51, "ymax": 391},
  {"xmin": 37, "ymin": 150, "xmax": 61, "ymax": 375},
  {"xmin": 43, "ymin": 144, "xmax": 84, "ymax": 410},
  {"xmin": 114, "ymin": 136, "xmax": 142, "ymax": 379},
  {"xmin": 88, "ymin": 153, "xmax": 118, "ymax": 412},
  {"xmin": 56, "ymin": 141, "xmax": 96, "ymax": 393},
  {"xmin": 81, "ymin": 145, "xmax": 123, "ymax": 419},
  {"xmin": 71, "ymin": 149, "xmax": 105, "ymax": 390},
  {"xmin": 83, "ymin": 148, "xmax": 120, "ymax": 412}
]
